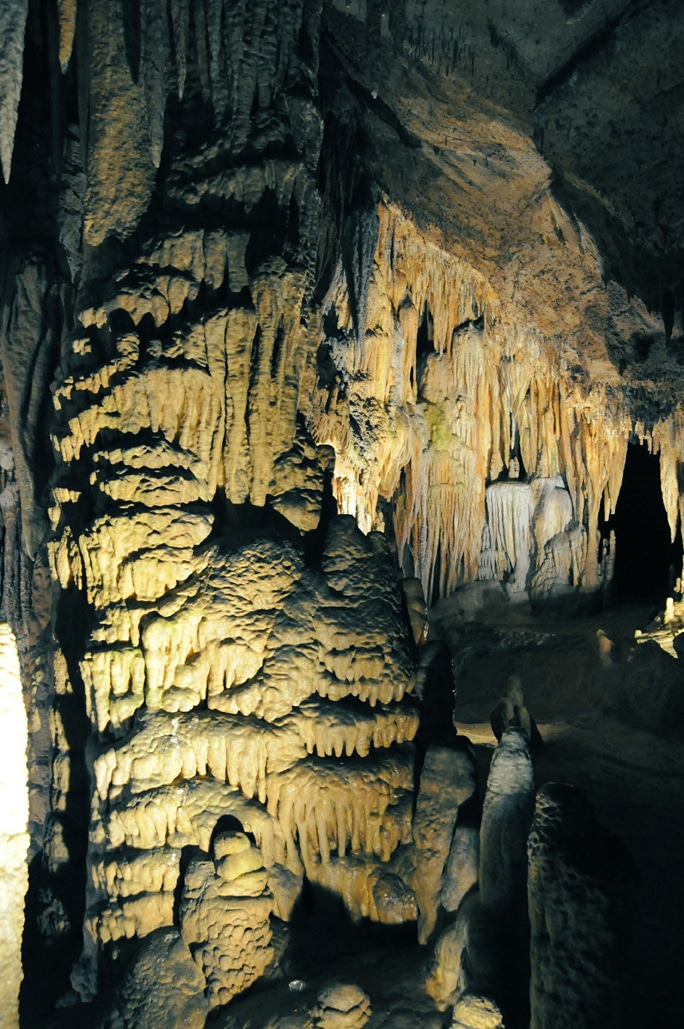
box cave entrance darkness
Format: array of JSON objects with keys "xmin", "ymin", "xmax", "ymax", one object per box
[{"xmin": 603, "ymin": 441, "xmax": 682, "ymax": 603}]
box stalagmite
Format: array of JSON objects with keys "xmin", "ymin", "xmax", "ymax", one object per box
[
  {"xmin": 94, "ymin": 928, "xmax": 209, "ymax": 1029},
  {"xmin": 312, "ymin": 982, "xmax": 372, "ymax": 1029},
  {"xmin": 413, "ymin": 746, "xmax": 476, "ymax": 943},
  {"xmin": 528, "ymin": 784, "xmax": 636, "ymax": 1029},
  {"xmin": 479, "ymin": 729, "xmax": 534, "ymax": 913},
  {"xmin": 180, "ymin": 842, "xmax": 274, "ymax": 1008}
]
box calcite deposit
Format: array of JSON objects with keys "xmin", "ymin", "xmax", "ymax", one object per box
[{"xmin": 1, "ymin": 0, "xmax": 684, "ymax": 1027}]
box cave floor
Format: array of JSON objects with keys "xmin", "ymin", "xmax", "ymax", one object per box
[{"xmin": 448, "ymin": 599, "xmax": 684, "ymax": 1029}]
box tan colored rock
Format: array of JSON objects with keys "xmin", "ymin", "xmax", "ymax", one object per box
[
  {"xmin": 441, "ymin": 825, "xmax": 479, "ymax": 914},
  {"xmin": 84, "ymin": 1, "xmax": 157, "ymax": 245},
  {"xmin": 451, "ymin": 994, "xmax": 504, "ymax": 1029},
  {"xmin": 0, "ymin": 0, "xmax": 28, "ymax": 184},
  {"xmin": 180, "ymin": 856, "xmax": 274, "ymax": 1008},
  {"xmin": 489, "ymin": 677, "xmax": 532, "ymax": 744},
  {"xmin": 413, "ymin": 745, "xmax": 476, "ymax": 942},
  {"xmin": 371, "ymin": 871, "xmax": 417, "ymax": 925},
  {"xmin": 266, "ymin": 864, "xmax": 304, "ymax": 922},
  {"xmin": 96, "ymin": 928, "xmax": 208, "ymax": 1029},
  {"xmin": 430, "ymin": 893, "xmax": 506, "ymax": 1013},
  {"xmin": 425, "ymin": 909, "xmax": 469, "ymax": 1011},
  {"xmin": 214, "ymin": 830, "xmax": 252, "ymax": 860},
  {"xmin": 0, "ymin": 623, "xmax": 29, "ymax": 1029},
  {"xmin": 268, "ymin": 747, "xmax": 414, "ymax": 873},
  {"xmin": 401, "ymin": 577, "xmax": 428, "ymax": 645},
  {"xmin": 215, "ymin": 837, "xmax": 266, "ymax": 882},
  {"xmin": 312, "ymin": 982, "xmax": 371, "ymax": 1029}
]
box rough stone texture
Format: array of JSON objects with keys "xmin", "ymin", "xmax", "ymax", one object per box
[
  {"xmin": 528, "ymin": 783, "xmax": 636, "ymax": 1029},
  {"xmin": 95, "ymin": 927, "xmax": 209, "ymax": 1029},
  {"xmin": 74, "ymin": 510, "xmax": 418, "ymax": 975},
  {"xmin": 451, "ymin": 993, "xmax": 504, "ymax": 1029},
  {"xmin": 425, "ymin": 905, "xmax": 469, "ymax": 1011},
  {"xmin": 312, "ymin": 982, "xmax": 371, "ymax": 1029},
  {"xmin": 371, "ymin": 870, "xmax": 417, "ymax": 925},
  {"xmin": 479, "ymin": 729, "xmax": 535, "ymax": 913},
  {"xmin": 426, "ymin": 888, "xmax": 509, "ymax": 1016},
  {"xmin": 489, "ymin": 676, "xmax": 540, "ymax": 748},
  {"xmin": 0, "ymin": 0, "xmax": 28, "ymax": 184},
  {"xmin": 180, "ymin": 851, "xmax": 274, "ymax": 1008},
  {"xmin": 0, "ymin": 623, "xmax": 29, "ymax": 1029},
  {"xmin": 413, "ymin": 745, "xmax": 476, "ymax": 942},
  {"xmin": 441, "ymin": 825, "xmax": 479, "ymax": 914},
  {"xmin": 411, "ymin": 744, "xmax": 475, "ymax": 942}
]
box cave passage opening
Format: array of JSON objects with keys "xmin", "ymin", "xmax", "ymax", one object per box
[{"xmin": 603, "ymin": 441, "xmax": 682, "ymax": 603}]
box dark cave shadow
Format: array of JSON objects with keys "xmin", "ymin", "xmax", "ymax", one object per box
[{"xmin": 280, "ymin": 879, "xmax": 418, "ymax": 983}]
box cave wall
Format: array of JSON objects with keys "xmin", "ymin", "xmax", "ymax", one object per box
[{"xmin": 0, "ymin": 0, "xmax": 683, "ymax": 1023}]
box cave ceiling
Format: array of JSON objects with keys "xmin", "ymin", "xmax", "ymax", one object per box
[{"xmin": 324, "ymin": 0, "xmax": 684, "ymax": 371}]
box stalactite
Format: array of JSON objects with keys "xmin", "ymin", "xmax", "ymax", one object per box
[
  {"xmin": 485, "ymin": 483, "xmax": 533, "ymax": 592},
  {"xmin": 0, "ymin": 0, "xmax": 29, "ymax": 184},
  {"xmin": 169, "ymin": 0, "xmax": 190, "ymax": 98},
  {"xmin": 316, "ymin": 196, "xmax": 684, "ymax": 603},
  {"xmin": 57, "ymin": 0, "xmax": 78, "ymax": 73},
  {"xmin": 84, "ymin": 0, "xmax": 157, "ymax": 244},
  {"xmin": 142, "ymin": 0, "xmax": 170, "ymax": 168},
  {"xmin": 652, "ymin": 410, "xmax": 684, "ymax": 545}
]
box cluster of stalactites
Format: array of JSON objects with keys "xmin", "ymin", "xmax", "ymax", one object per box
[
  {"xmin": 314, "ymin": 199, "xmax": 684, "ymax": 600},
  {"xmin": 0, "ymin": 1, "xmax": 318, "ymax": 240}
]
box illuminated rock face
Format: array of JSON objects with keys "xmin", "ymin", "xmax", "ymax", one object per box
[
  {"xmin": 314, "ymin": 199, "xmax": 684, "ymax": 604},
  {"xmin": 48, "ymin": 204, "xmax": 419, "ymax": 991},
  {"xmin": 17, "ymin": 0, "xmax": 421, "ymax": 1005}
]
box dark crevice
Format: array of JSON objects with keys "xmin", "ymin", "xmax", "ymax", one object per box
[{"xmin": 603, "ymin": 441, "xmax": 682, "ymax": 604}]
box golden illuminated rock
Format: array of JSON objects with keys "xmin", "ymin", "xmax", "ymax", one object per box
[
  {"xmin": 312, "ymin": 982, "xmax": 372, "ymax": 1029},
  {"xmin": 180, "ymin": 847, "xmax": 274, "ymax": 1008}
]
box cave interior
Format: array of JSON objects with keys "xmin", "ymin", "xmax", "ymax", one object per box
[{"xmin": 1, "ymin": 3, "xmax": 684, "ymax": 1029}]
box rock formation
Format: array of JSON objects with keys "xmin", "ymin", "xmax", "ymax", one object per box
[
  {"xmin": 528, "ymin": 783, "xmax": 636, "ymax": 1029},
  {"xmin": 0, "ymin": 0, "xmax": 682, "ymax": 1026},
  {"xmin": 0, "ymin": 624, "xmax": 29, "ymax": 1029}
]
